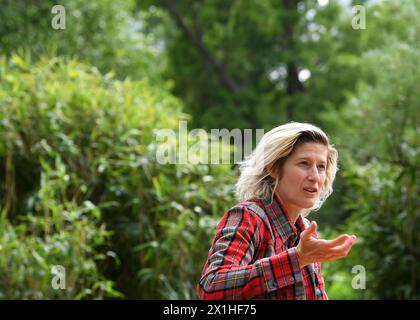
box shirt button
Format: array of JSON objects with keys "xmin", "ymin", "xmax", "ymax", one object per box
[{"xmin": 289, "ymin": 277, "xmax": 294, "ymax": 282}]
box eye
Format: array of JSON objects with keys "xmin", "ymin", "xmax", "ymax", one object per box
[{"xmin": 318, "ymin": 164, "xmax": 326, "ymax": 171}]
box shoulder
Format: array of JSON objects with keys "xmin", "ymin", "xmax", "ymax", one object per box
[
  {"xmin": 229, "ymin": 198, "xmax": 268, "ymax": 222},
  {"xmin": 217, "ymin": 199, "xmax": 272, "ymax": 237},
  {"xmin": 215, "ymin": 200, "xmax": 271, "ymax": 244},
  {"xmin": 216, "ymin": 198, "xmax": 268, "ymax": 228}
]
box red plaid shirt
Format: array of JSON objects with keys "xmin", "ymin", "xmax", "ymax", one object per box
[{"xmin": 197, "ymin": 192, "xmax": 328, "ymax": 300}]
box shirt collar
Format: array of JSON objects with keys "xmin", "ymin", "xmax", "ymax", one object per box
[{"xmin": 261, "ymin": 190, "xmax": 307, "ymax": 243}]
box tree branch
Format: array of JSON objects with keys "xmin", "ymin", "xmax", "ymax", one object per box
[
  {"xmin": 281, "ymin": 0, "xmax": 304, "ymax": 120},
  {"xmin": 163, "ymin": 0, "xmax": 242, "ymax": 93}
]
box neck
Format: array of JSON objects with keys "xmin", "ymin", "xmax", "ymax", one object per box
[
  {"xmin": 274, "ymin": 192, "xmax": 302, "ymax": 224},
  {"xmin": 287, "ymin": 208, "xmax": 301, "ymax": 224}
]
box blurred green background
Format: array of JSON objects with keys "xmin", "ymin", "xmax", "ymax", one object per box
[{"xmin": 0, "ymin": 0, "xmax": 418, "ymax": 299}]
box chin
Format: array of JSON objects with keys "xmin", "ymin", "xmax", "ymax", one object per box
[{"xmin": 300, "ymin": 200, "xmax": 317, "ymax": 209}]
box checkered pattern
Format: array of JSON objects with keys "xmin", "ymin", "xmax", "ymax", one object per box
[{"xmin": 197, "ymin": 192, "xmax": 328, "ymax": 300}]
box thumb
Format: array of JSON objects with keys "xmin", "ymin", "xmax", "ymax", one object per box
[{"xmin": 301, "ymin": 221, "xmax": 317, "ymax": 241}]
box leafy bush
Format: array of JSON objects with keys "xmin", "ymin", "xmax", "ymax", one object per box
[
  {"xmin": 0, "ymin": 0, "xmax": 164, "ymax": 82},
  {"xmin": 0, "ymin": 158, "xmax": 120, "ymax": 299},
  {"xmin": 322, "ymin": 31, "xmax": 419, "ymax": 299},
  {"xmin": 0, "ymin": 54, "xmax": 236, "ymax": 298},
  {"xmin": 341, "ymin": 158, "xmax": 419, "ymax": 299},
  {"xmin": 319, "ymin": 226, "xmax": 363, "ymax": 300}
]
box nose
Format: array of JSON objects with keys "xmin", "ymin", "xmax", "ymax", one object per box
[{"xmin": 308, "ymin": 165, "xmax": 321, "ymax": 182}]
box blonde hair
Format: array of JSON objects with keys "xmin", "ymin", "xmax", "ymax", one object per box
[{"xmin": 235, "ymin": 122, "xmax": 338, "ymax": 217}]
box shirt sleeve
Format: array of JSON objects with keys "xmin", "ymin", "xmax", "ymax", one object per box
[
  {"xmin": 197, "ymin": 205, "xmax": 303, "ymax": 300},
  {"xmin": 316, "ymin": 262, "xmax": 329, "ymax": 300}
]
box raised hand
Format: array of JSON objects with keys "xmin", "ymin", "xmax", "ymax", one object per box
[{"xmin": 296, "ymin": 221, "xmax": 357, "ymax": 268}]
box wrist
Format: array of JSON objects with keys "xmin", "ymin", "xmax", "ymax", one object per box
[{"xmin": 296, "ymin": 246, "xmax": 306, "ymax": 269}]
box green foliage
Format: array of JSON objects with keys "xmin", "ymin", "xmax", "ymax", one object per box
[
  {"xmin": 0, "ymin": 0, "xmax": 419, "ymax": 300},
  {"xmin": 159, "ymin": 0, "xmax": 292, "ymax": 129},
  {"xmin": 0, "ymin": 157, "xmax": 121, "ymax": 299},
  {"xmin": 151, "ymin": 0, "xmax": 373, "ymax": 130},
  {"xmin": 341, "ymin": 158, "xmax": 418, "ymax": 299},
  {"xmin": 319, "ymin": 226, "xmax": 365, "ymax": 300},
  {"xmin": 0, "ymin": 0, "xmax": 164, "ymax": 82},
  {"xmin": 321, "ymin": 7, "xmax": 420, "ymax": 298},
  {"xmin": 0, "ymin": 54, "xmax": 236, "ymax": 298}
]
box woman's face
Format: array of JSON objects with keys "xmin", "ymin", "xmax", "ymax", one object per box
[{"xmin": 275, "ymin": 142, "xmax": 328, "ymax": 213}]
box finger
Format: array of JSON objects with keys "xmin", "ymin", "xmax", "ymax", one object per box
[
  {"xmin": 324, "ymin": 234, "xmax": 351, "ymax": 247},
  {"xmin": 300, "ymin": 222, "xmax": 312, "ymax": 240},
  {"xmin": 301, "ymin": 221, "xmax": 317, "ymax": 240},
  {"xmin": 312, "ymin": 221, "xmax": 317, "ymax": 235},
  {"xmin": 330, "ymin": 237, "xmax": 356, "ymax": 257}
]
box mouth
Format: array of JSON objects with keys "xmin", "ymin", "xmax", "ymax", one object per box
[{"xmin": 303, "ymin": 187, "xmax": 318, "ymax": 195}]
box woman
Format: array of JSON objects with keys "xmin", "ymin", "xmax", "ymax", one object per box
[{"xmin": 197, "ymin": 122, "xmax": 357, "ymax": 300}]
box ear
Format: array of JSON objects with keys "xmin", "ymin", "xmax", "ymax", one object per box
[
  {"xmin": 268, "ymin": 158, "xmax": 286, "ymax": 180},
  {"xmin": 267, "ymin": 163, "xmax": 277, "ymax": 179}
]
